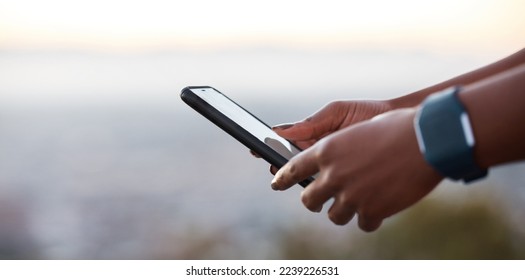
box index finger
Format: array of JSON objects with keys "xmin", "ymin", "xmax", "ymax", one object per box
[{"xmin": 271, "ymin": 147, "xmax": 320, "ymax": 190}]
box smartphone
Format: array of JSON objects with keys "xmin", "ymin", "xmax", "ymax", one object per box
[{"xmin": 180, "ymin": 86, "xmax": 313, "ymax": 187}]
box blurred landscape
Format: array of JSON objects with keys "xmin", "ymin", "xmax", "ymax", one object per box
[{"xmin": 1, "ymin": 48, "xmax": 525, "ymax": 259}]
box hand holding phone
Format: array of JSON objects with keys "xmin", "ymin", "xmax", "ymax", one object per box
[{"xmin": 180, "ymin": 86, "xmax": 313, "ymax": 187}]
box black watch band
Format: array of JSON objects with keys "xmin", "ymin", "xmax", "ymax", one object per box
[{"xmin": 414, "ymin": 86, "xmax": 488, "ymax": 183}]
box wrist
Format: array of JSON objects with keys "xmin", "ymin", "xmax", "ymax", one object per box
[{"xmin": 388, "ymin": 89, "xmax": 431, "ymax": 110}]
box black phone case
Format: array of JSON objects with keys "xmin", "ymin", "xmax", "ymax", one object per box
[{"xmin": 180, "ymin": 86, "xmax": 312, "ymax": 187}]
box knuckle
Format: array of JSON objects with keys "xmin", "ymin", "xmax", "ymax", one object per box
[
  {"xmin": 326, "ymin": 100, "xmax": 345, "ymax": 111},
  {"xmin": 320, "ymin": 167, "xmax": 352, "ymax": 192},
  {"xmin": 286, "ymin": 161, "xmax": 302, "ymax": 182},
  {"xmin": 315, "ymin": 138, "xmax": 336, "ymax": 164},
  {"xmin": 337, "ymin": 192, "xmax": 354, "ymax": 207}
]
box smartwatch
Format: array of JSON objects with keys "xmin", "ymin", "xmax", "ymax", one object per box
[{"xmin": 414, "ymin": 86, "xmax": 488, "ymax": 183}]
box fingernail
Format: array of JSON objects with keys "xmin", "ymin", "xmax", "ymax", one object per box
[
  {"xmin": 271, "ymin": 178, "xmax": 280, "ymax": 190},
  {"xmin": 272, "ymin": 123, "xmax": 294, "ymax": 130},
  {"xmin": 314, "ymin": 206, "xmax": 323, "ymax": 213}
]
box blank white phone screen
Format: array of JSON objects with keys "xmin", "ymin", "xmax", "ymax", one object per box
[{"xmin": 190, "ymin": 87, "xmax": 301, "ymax": 160}]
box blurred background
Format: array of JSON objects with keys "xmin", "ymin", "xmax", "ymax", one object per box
[{"xmin": 1, "ymin": 0, "xmax": 525, "ymax": 259}]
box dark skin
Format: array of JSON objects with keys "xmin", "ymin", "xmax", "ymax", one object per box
[{"xmin": 261, "ymin": 48, "xmax": 525, "ymax": 232}]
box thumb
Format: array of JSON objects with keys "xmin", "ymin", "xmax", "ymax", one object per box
[
  {"xmin": 272, "ymin": 122, "xmax": 316, "ymax": 142},
  {"xmin": 272, "ymin": 117, "xmax": 333, "ymax": 142},
  {"xmin": 272, "ymin": 101, "xmax": 348, "ymax": 143}
]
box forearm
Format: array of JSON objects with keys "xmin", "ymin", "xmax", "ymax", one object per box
[
  {"xmin": 459, "ymin": 63, "xmax": 525, "ymax": 169},
  {"xmin": 389, "ymin": 48, "xmax": 525, "ymax": 109}
]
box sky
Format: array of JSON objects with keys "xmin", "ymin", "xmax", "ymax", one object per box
[
  {"xmin": 0, "ymin": 0, "xmax": 524, "ymax": 104},
  {"xmin": 0, "ymin": 0, "xmax": 524, "ymax": 54}
]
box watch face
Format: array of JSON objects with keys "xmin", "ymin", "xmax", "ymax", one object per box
[{"xmin": 420, "ymin": 112, "xmax": 466, "ymax": 158}]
